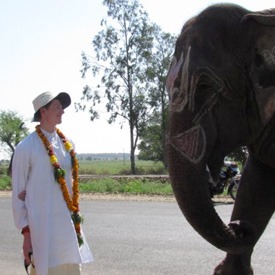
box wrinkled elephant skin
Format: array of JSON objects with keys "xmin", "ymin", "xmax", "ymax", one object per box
[{"xmin": 166, "ymin": 3, "xmax": 275, "ymax": 275}]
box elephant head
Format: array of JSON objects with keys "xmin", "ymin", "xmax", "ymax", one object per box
[{"xmin": 166, "ymin": 3, "xmax": 275, "ymax": 254}]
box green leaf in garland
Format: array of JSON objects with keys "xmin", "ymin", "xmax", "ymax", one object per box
[
  {"xmin": 77, "ymin": 234, "xmax": 84, "ymax": 246},
  {"xmin": 54, "ymin": 168, "xmax": 66, "ymax": 180},
  {"xmin": 71, "ymin": 212, "xmax": 84, "ymax": 224}
]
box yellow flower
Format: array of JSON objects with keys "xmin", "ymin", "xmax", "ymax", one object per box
[
  {"xmin": 64, "ymin": 141, "xmax": 73, "ymax": 152},
  {"xmin": 50, "ymin": 155, "xmax": 58, "ymax": 164}
]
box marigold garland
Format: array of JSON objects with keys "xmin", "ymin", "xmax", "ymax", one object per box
[{"xmin": 35, "ymin": 125, "xmax": 83, "ymax": 246}]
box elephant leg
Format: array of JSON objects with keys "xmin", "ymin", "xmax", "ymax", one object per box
[{"xmin": 214, "ymin": 155, "xmax": 275, "ymax": 275}]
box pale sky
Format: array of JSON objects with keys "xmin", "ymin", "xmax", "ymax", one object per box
[{"xmin": 0, "ymin": 0, "xmax": 274, "ymax": 157}]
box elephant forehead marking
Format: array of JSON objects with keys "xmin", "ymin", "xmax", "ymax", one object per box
[
  {"xmin": 167, "ymin": 46, "xmax": 191, "ymax": 113},
  {"xmin": 170, "ymin": 124, "xmax": 206, "ymax": 163},
  {"xmin": 167, "ymin": 47, "xmax": 222, "ymax": 124},
  {"xmin": 264, "ymin": 94, "xmax": 275, "ymax": 122},
  {"xmin": 166, "ymin": 54, "xmax": 184, "ymax": 95},
  {"xmin": 262, "ymin": 46, "xmax": 275, "ymax": 67}
]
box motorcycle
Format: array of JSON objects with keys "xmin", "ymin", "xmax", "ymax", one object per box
[{"xmin": 208, "ymin": 161, "xmax": 240, "ymax": 200}]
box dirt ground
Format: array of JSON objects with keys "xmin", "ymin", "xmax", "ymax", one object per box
[{"xmin": 0, "ymin": 190, "xmax": 234, "ymax": 203}]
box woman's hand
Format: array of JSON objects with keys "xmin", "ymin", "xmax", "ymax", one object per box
[
  {"xmin": 22, "ymin": 231, "xmax": 32, "ymax": 265},
  {"xmin": 18, "ymin": 190, "xmax": 26, "ymax": 201}
]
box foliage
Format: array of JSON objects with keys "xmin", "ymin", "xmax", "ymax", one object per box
[
  {"xmin": 138, "ymin": 25, "xmax": 176, "ymax": 166},
  {"xmin": 79, "ymin": 178, "xmax": 172, "ymax": 195},
  {"xmin": 227, "ymin": 146, "xmax": 248, "ymax": 169},
  {"xmin": 0, "ymin": 110, "xmax": 29, "ymax": 155},
  {"xmin": 77, "ymin": 0, "xmax": 175, "ymax": 174},
  {"xmin": 138, "ymin": 112, "xmax": 165, "ymax": 163},
  {"xmin": 80, "ymin": 178, "xmax": 123, "ymax": 193},
  {"xmin": 0, "ymin": 175, "xmax": 12, "ymax": 190}
]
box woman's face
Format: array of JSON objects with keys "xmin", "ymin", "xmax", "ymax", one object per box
[{"xmin": 42, "ymin": 99, "xmax": 64, "ymax": 125}]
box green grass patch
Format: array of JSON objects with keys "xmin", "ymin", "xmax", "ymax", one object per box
[
  {"xmin": 0, "ymin": 175, "xmax": 12, "ymax": 190},
  {"xmin": 123, "ymin": 179, "xmax": 172, "ymax": 195},
  {"xmin": 0, "ymin": 159, "xmax": 170, "ymax": 196},
  {"xmin": 0, "ymin": 175, "xmax": 172, "ymax": 196},
  {"xmin": 79, "ymin": 178, "xmax": 173, "ymax": 196},
  {"xmin": 80, "ymin": 178, "xmax": 124, "ymax": 193},
  {"xmin": 79, "ymin": 160, "xmax": 166, "ymax": 175}
]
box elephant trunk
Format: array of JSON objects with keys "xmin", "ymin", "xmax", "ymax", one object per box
[{"xmin": 167, "ymin": 143, "xmax": 255, "ymax": 254}]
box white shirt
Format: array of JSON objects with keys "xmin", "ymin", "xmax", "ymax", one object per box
[{"xmin": 12, "ymin": 128, "xmax": 93, "ymax": 275}]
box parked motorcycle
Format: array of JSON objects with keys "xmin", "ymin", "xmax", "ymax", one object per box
[{"xmin": 208, "ymin": 161, "xmax": 240, "ymax": 200}]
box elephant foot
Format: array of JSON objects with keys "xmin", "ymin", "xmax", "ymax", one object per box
[{"xmin": 213, "ymin": 258, "xmax": 253, "ymax": 275}]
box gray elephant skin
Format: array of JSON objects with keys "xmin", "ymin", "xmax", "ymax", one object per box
[{"xmin": 166, "ymin": 3, "xmax": 275, "ymax": 275}]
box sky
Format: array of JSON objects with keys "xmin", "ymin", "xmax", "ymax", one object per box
[{"xmin": 0, "ymin": 0, "xmax": 274, "ymax": 157}]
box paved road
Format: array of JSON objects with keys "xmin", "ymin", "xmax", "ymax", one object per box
[{"xmin": 1, "ymin": 195, "xmax": 275, "ymax": 274}]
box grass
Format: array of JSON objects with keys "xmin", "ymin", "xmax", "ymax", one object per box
[
  {"xmin": 0, "ymin": 175, "xmax": 11, "ymax": 190},
  {"xmin": 79, "ymin": 178, "xmax": 172, "ymax": 195},
  {"xmin": 79, "ymin": 160, "xmax": 167, "ymax": 175},
  {"xmin": 0, "ymin": 160, "xmax": 172, "ymax": 196},
  {"xmin": 0, "ymin": 176, "xmax": 173, "ymax": 196},
  {"xmin": 0, "ymin": 160, "xmax": 233, "ymax": 198}
]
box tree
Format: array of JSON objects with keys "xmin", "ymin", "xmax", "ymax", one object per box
[
  {"xmin": 0, "ymin": 110, "xmax": 29, "ymax": 154},
  {"xmin": 138, "ymin": 111, "xmax": 163, "ymax": 161},
  {"xmin": 77, "ymin": 0, "xmax": 167, "ymax": 174},
  {"xmin": 0, "ymin": 110, "xmax": 29, "ymax": 175},
  {"xmin": 138, "ymin": 24, "xmax": 176, "ymax": 166}
]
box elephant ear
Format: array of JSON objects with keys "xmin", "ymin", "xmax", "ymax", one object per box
[
  {"xmin": 243, "ymin": 9, "xmax": 275, "ymax": 126},
  {"xmin": 243, "ymin": 8, "xmax": 275, "ymax": 25}
]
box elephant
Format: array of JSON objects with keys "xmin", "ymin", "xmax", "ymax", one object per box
[{"xmin": 166, "ymin": 3, "xmax": 275, "ymax": 275}]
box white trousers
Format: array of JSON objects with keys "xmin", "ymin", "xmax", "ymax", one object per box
[{"xmin": 30, "ymin": 263, "xmax": 81, "ymax": 275}]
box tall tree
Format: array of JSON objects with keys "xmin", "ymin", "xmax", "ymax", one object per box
[
  {"xmin": 0, "ymin": 110, "xmax": 29, "ymax": 154},
  {"xmin": 0, "ymin": 110, "xmax": 29, "ymax": 175},
  {"xmin": 77, "ymin": 0, "xmax": 160, "ymax": 174},
  {"xmin": 139, "ymin": 24, "xmax": 176, "ymax": 166}
]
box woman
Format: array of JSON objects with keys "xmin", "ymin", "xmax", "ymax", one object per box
[{"xmin": 12, "ymin": 91, "xmax": 93, "ymax": 275}]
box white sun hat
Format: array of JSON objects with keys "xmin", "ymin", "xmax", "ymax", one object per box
[{"xmin": 32, "ymin": 91, "xmax": 71, "ymax": 122}]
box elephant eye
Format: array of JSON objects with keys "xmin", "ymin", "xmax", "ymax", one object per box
[
  {"xmin": 192, "ymin": 82, "xmax": 220, "ymax": 124},
  {"xmin": 195, "ymin": 83, "xmax": 213, "ymax": 105},
  {"xmin": 189, "ymin": 68, "xmax": 222, "ymax": 123},
  {"xmin": 171, "ymin": 89, "xmax": 180, "ymax": 103}
]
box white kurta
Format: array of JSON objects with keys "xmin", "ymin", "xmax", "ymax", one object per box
[{"xmin": 12, "ymin": 129, "xmax": 93, "ymax": 275}]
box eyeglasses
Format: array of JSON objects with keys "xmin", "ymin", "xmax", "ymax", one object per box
[{"xmin": 24, "ymin": 252, "xmax": 35, "ymax": 275}]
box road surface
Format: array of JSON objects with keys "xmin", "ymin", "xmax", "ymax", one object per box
[{"xmin": 1, "ymin": 193, "xmax": 275, "ymax": 274}]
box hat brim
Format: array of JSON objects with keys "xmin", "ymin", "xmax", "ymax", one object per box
[
  {"xmin": 55, "ymin": 92, "xmax": 71, "ymax": 110},
  {"xmin": 33, "ymin": 92, "xmax": 71, "ymax": 122}
]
